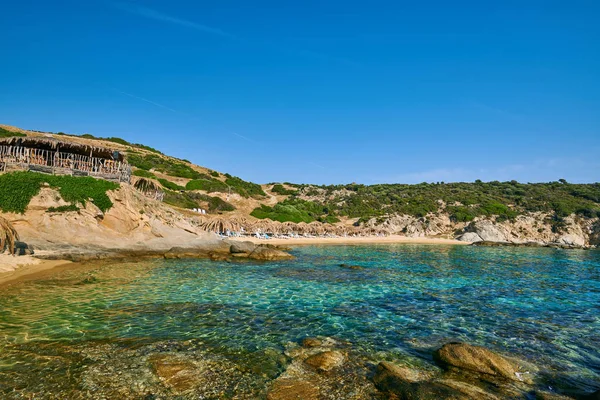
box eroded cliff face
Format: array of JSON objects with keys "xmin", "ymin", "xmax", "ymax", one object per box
[
  {"xmin": 0, "ymin": 184, "xmax": 219, "ymax": 257},
  {"xmin": 365, "ymin": 212, "xmax": 599, "ymax": 248}
]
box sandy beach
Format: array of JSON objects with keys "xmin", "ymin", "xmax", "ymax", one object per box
[
  {"xmin": 230, "ymin": 234, "xmax": 468, "ymax": 246},
  {"xmin": 0, "ymin": 255, "xmax": 72, "ymax": 286}
]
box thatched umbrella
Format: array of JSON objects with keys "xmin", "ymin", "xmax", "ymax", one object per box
[
  {"xmin": 296, "ymin": 222, "xmax": 310, "ymax": 234},
  {"xmin": 133, "ymin": 177, "xmax": 161, "ymax": 193},
  {"xmin": 308, "ymin": 221, "xmax": 326, "ymax": 235},
  {"xmin": 269, "ymin": 220, "xmax": 285, "ymax": 234},
  {"xmin": 201, "ymin": 216, "xmax": 242, "ymax": 233},
  {"xmin": 0, "ymin": 216, "xmax": 19, "ymax": 255},
  {"xmin": 252, "ymin": 219, "xmax": 281, "ymax": 234},
  {"xmin": 282, "ymin": 221, "xmax": 298, "ymax": 234},
  {"xmin": 229, "ymin": 216, "xmax": 254, "ymax": 232}
]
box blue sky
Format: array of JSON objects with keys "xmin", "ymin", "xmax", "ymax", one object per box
[{"xmin": 2, "ymin": 1, "xmax": 599, "ymax": 184}]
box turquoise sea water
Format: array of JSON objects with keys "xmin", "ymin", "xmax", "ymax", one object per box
[{"xmin": 0, "ymin": 244, "xmax": 599, "ymax": 396}]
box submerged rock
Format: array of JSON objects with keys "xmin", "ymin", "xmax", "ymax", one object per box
[
  {"xmin": 229, "ymin": 240, "xmax": 257, "ymax": 254},
  {"xmin": 433, "ymin": 343, "xmax": 532, "ymax": 384},
  {"xmin": 372, "ymin": 362, "xmax": 468, "ymax": 399},
  {"xmin": 247, "ymin": 246, "xmax": 294, "ymax": 261},
  {"xmin": 304, "ymin": 350, "xmax": 345, "ymax": 372},
  {"xmin": 339, "ymin": 263, "xmax": 364, "ymax": 270},
  {"xmin": 302, "ymin": 337, "xmax": 323, "ymax": 348},
  {"xmin": 373, "ymin": 361, "xmax": 502, "ymax": 399},
  {"xmin": 149, "ymin": 354, "xmax": 199, "ymax": 393},
  {"xmin": 267, "ymin": 378, "xmax": 319, "ymax": 400}
]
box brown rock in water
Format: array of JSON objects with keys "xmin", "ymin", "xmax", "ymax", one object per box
[
  {"xmin": 267, "ymin": 378, "xmax": 319, "ymax": 400},
  {"xmin": 372, "ymin": 361, "xmax": 432, "ymax": 395},
  {"xmin": 438, "ymin": 379, "xmax": 500, "ymax": 400},
  {"xmin": 304, "ymin": 350, "xmax": 345, "ymax": 372},
  {"xmin": 302, "ymin": 337, "xmax": 323, "ymax": 348},
  {"xmin": 339, "ymin": 263, "xmax": 364, "ymax": 270},
  {"xmin": 149, "ymin": 355, "xmax": 198, "ymax": 393},
  {"xmin": 248, "ymin": 246, "xmax": 294, "ymax": 261},
  {"xmin": 433, "ymin": 343, "xmax": 531, "ymax": 384},
  {"xmin": 229, "ymin": 240, "xmax": 256, "ymax": 254},
  {"xmin": 373, "ymin": 362, "xmax": 496, "ymax": 399}
]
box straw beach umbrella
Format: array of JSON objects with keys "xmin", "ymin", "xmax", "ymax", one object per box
[
  {"xmin": 0, "ymin": 216, "xmax": 19, "ymax": 255},
  {"xmin": 250, "ymin": 219, "xmax": 272, "ymax": 234},
  {"xmin": 308, "ymin": 221, "xmax": 326, "ymax": 235},
  {"xmin": 202, "ymin": 216, "xmax": 242, "ymax": 233}
]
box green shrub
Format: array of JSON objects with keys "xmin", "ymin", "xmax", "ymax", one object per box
[
  {"xmin": 225, "ymin": 176, "xmax": 266, "ymax": 198},
  {"xmin": 205, "ymin": 195, "xmax": 235, "ymax": 212},
  {"xmin": 251, "ymin": 198, "xmax": 332, "ymax": 223},
  {"xmin": 0, "ymin": 172, "xmax": 119, "ymax": 213},
  {"xmin": 186, "ymin": 179, "xmax": 229, "ymax": 193},
  {"xmin": 133, "ymin": 169, "xmax": 157, "ymax": 179},
  {"xmin": 0, "ymin": 127, "xmax": 26, "ymax": 138},
  {"xmin": 127, "ymin": 153, "xmax": 202, "ymax": 179},
  {"xmin": 271, "ymin": 184, "xmax": 297, "ymax": 195},
  {"xmin": 158, "ymin": 178, "xmax": 185, "ymax": 191},
  {"xmin": 163, "ymin": 191, "xmax": 198, "ymax": 209},
  {"xmin": 47, "ymin": 204, "xmax": 79, "ymax": 213}
]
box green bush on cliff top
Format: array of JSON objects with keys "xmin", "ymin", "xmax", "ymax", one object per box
[{"xmin": 0, "ymin": 171, "xmax": 119, "ymax": 213}]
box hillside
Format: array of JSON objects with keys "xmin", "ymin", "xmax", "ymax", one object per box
[{"xmin": 1, "ymin": 124, "xmax": 599, "ymax": 249}]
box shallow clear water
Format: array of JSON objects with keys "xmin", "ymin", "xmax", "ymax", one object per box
[{"xmin": 1, "ymin": 244, "xmax": 599, "ymax": 396}]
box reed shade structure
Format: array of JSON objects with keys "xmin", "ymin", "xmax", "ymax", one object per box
[
  {"xmin": 307, "ymin": 221, "xmax": 326, "ymax": 235},
  {"xmin": 0, "ymin": 136, "xmax": 131, "ymax": 183},
  {"xmin": 250, "ymin": 219, "xmax": 274, "ymax": 234},
  {"xmin": 132, "ymin": 177, "xmax": 165, "ymax": 201},
  {"xmin": 202, "ymin": 216, "xmax": 243, "ymax": 233},
  {"xmin": 0, "ymin": 216, "xmax": 19, "ymax": 256}
]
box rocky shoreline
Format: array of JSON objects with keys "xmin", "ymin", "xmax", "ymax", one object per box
[
  {"xmin": 267, "ymin": 337, "xmax": 598, "ymax": 400},
  {"xmin": 28, "ymin": 239, "xmax": 294, "ymax": 263}
]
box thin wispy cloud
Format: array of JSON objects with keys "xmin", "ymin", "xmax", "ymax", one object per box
[
  {"xmin": 112, "ymin": 88, "xmax": 262, "ymax": 143},
  {"xmin": 112, "ymin": 2, "xmax": 358, "ymax": 66},
  {"xmin": 231, "ymin": 132, "xmax": 256, "ymax": 143},
  {"xmin": 114, "ymin": 2, "xmax": 235, "ymax": 38},
  {"xmin": 112, "ymin": 88, "xmax": 180, "ymax": 114},
  {"xmin": 309, "ymin": 162, "xmax": 327, "ymax": 169}
]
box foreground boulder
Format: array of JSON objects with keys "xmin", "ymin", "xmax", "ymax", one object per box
[
  {"xmin": 433, "ymin": 343, "xmax": 532, "ymax": 383},
  {"xmin": 247, "ymin": 246, "xmax": 294, "ymax": 261},
  {"xmin": 229, "ymin": 240, "xmax": 257, "ymax": 254},
  {"xmin": 304, "ymin": 350, "xmax": 345, "ymax": 372},
  {"xmin": 267, "ymin": 378, "xmax": 319, "ymax": 400},
  {"xmin": 458, "ymin": 232, "xmax": 483, "ymax": 243},
  {"xmin": 373, "ymin": 361, "xmax": 486, "ymax": 399},
  {"xmin": 373, "ymin": 361, "xmax": 501, "ymax": 400}
]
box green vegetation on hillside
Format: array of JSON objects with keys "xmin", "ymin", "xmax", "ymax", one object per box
[
  {"xmin": 0, "ymin": 172, "xmax": 119, "ymax": 213},
  {"xmin": 132, "ymin": 169, "xmax": 157, "ymax": 179},
  {"xmin": 271, "ymin": 184, "xmax": 297, "ymax": 195},
  {"xmin": 224, "ymin": 174, "xmax": 266, "ymax": 198},
  {"xmin": 158, "ymin": 178, "xmax": 185, "ymax": 191},
  {"xmin": 47, "ymin": 204, "xmax": 80, "ymax": 213},
  {"xmin": 0, "ymin": 127, "xmax": 26, "ymax": 138},
  {"xmin": 186, "ymin": 179, "xmax": 229, "ymax": 193},
  {"xmin": 251, "ymin": 198, "xmax": 339, "ymax": 223},
  {"xmin": 127, "ymin": 152, "xmax": 203, "ymax": 179},
  {"xmin": 251, "ymin": 181, "xmax": 600, "ymax": 225}
]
